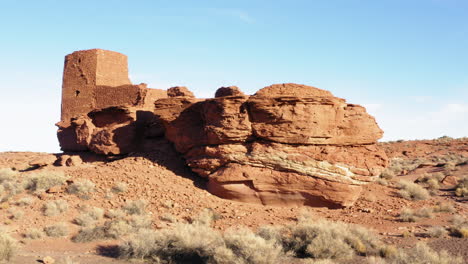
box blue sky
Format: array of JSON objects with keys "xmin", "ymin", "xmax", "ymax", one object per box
[{"xmin": 0, "ymin": 0, "xmax": 467, "ymax": 152}]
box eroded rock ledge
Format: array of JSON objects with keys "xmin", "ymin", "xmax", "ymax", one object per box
[{"xmin": 57, "ymin": 49, "xmax": 388, "ymax": 208}]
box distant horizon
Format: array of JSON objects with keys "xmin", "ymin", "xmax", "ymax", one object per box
[{"xmin": 1, "ymin": 0, "xmax": 467, "ymax": 153}]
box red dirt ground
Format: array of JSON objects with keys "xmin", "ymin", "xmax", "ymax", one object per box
[{"xmin": 0, "ymin": 138, "xmax": 466, "ymax": 263}]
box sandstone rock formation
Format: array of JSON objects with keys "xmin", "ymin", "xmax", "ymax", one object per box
[{"xmin": 57, "ymin": 49, "xmax": 388, "ymax": 208}]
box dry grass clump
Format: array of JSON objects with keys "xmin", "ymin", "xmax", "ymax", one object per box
[
  {"xmin": 0, "ymin": 168, "xmax": 17, "ymax": 183},
  {"xmin": 432, "ymin": 202, "xmax": 455, "ymax": 213},
  {"xmin": 388, "ymin": 243, "xmax": 462, "ymax": 264},
  {"xmin": 117, "ymin": 222, "xmax": 283, "ymax": 264},
  {"xmin": 129, "ymin": 215, "xmax": 152, "ymax": 229},
  {"xmin": 105, "ymin": 209, "xmax": 126, "ymax": 219},
  {"xmin": 111, "ymin": 182, "xmax": 127, "ymax": 194},
  {"xmin": 426, "ymin": 226, "xmax": 448, "ymax": 238},
  {"xmin": 399, "ymin": 207, "xmax": 433, "ymax": 222},
  {"xmin": 43, "ymin": 200, "xmax": 68, "ymax": 216},
  {"xmin": 448, "ymin": 215, "xmax": 468, "ymax": 238},
  {"xmin": 72, "ymin": 219, "xmax": 133, "ymax": 243},
  {"xmin": 15, "ymin": 196, "xmax": 34, "ymax": 206},
  {"xmin": 123, "ymin": 199, "xmax": 147, "ymax": 215},
  {"xmin": 0, "ymin": 168, "xmax": 25, "ymax": 203},
  {"xmin": 0, "ymin": 232, "xmax": 16, "ymax": 261},
  {"xmin": 24, "ymin": 228, "xmax": 45, "ymax": 239},
  {"xmin": 397, "ymin": 181, "xmax": 430, "ymax": 201},
  {"xmin": 454, "ymin": 177, "xmax": 467, "ymax": 197},
  {"xmin": 44, "ymin": 222, "xmax": 69, "ymax": 237},
  {"xmin": 25, "ymin": 171, "xmax": 68, "ymax": 192},
  {"xmin": 74, "ymin": 206, "xmax": 104, "ymax": 227},
  {"xmin": 8, "ymin": 208, "xmax": 24, "ymax": 220},
  {"xmin": 67, "ymin": 179, "xmax": 95, "ymax": 199},
  {"xmin": 277, "ymin": 219, "xmax": 384, "ymax": 260},
  {"xmin": 160, "ymin": 213, "xmax": 177, "ymax": 223}
]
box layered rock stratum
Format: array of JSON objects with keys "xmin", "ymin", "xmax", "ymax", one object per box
[{"xmin": 57, "ymin": 49, "xmax": 388, "ymax": 208}]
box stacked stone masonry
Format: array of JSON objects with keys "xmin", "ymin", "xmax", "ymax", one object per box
[{"xmin": 57, "ymin": 49, "xmax": 388, "ymax": 208}]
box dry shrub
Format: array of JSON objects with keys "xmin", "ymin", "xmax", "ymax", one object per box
[
  {"xmin": 0, "ymin": 232, "xmax": 16, "ymax": 261},
  {"xmin": 117, "ymin": 223, "xmax": 283, "ymax": 264},
  {"xmin": 397, "ymin": 181, "xmax": 429, "ymax": 201},
  {"xmin": 129, "ymin": 215, "xmax": 152, "ymax": 229},
  {"xmin": 15, "ymin": 196, "xmax": 34, "ymax": 206},
  {"xmin": 68, "ymin": 179, "xmax": 95, "ymax": 198},
  {"xmin": 433, "ymin": 202, "xmax": 455, "ymax": 213},
  {"xmin": 426, "ymin": 226, "xmax": 448, "ymax": 238},
  {"xmin": 25, "ymin": 171, "xmax": 68, "ymax": 192},
  {"xmin": 454, "ymin": 177, "xmax": 467, "ymax": 197},
  {"xmin": 160, "ymin": 213, "xmax": 177, "ymax": 223},
  {"xmin": 388, "ymin": 243, "xmax": 462, "ymax": 264},
  {"xmin": 448, "ymin": 215, "xmax": 468, "ymax": 238},
  {"xmin": 73, "ymin": 219, "xmax": 132, "ymax": 243},
  {"xmin": 379, "ymin": 170, "xmax": 395, "ymax": 180},
  {"xmin": 74, "ymin": 214, "xmax": 96, "ymax": 227},
  {"xmin": 105, "ymin": 209, "xmax": 126, "ymax": 219},
  {"xmin": 279, "ymin": 219, "xmax": 383, "ymax": 259},
  {"xmin": 44, "ymin": 222, "xmax": 69, "ymax": 237},
  {"xmin": 117, "ymin": 208, "xmax": 284, "ymax": 264},
  {"xmin": 218, "ymin": 227, "xmax": 284, "ymax": 264},
  {"xmin": 399, "ymin": 208, "xmax": 433, "ymax": 222},
  {"xmin": 43, "ymin": 200, "xmax": 69, "ymax": 216},
  {"xmin": 8, "ymin": 208, "xmax": 24, "ymax": 220},
  {"xmin": 24, "ymin": 228, "xmax": 45, "ymax": 239},
  {"xmin": 192, "ymin": 208, "xmax": 221, "ymax": 225},
  {"xmin": 123, "ymin": 200, "xmax": 147, "ymax": 215},
  {"xmin": 0, "ymin": 168, "xmax": 17, "ymax": 184},
  {"xmin": 111, "ymin": 182, "xmax": 127, "ymax": 194}
]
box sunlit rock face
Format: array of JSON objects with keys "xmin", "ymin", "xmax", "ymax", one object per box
[{"xmin": 58, "ymin": 49, "xmax": 388, "ymax": 208}]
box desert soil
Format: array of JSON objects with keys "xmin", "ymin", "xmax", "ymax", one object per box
[{"xmin": 0, "ymin": 137, "xmax": 467, "ymax": 264}]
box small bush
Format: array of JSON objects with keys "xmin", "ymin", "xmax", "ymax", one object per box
[
  {"xmin": 389, "ymin": 243, "xmax": 462, "ymax": 264},
  {"xmin": 105, "ymin": 209, "xmax": 126, "ymax": 219},
  {"xmin": 24, "ymin": 228, "xmax": 45, "ymax": 239},
  {"xmin": 73, "ymin": 219, "xmax": 133, "ymax": 243},
  {"xmin": 397, "ymin": 181, "xmax": 430, "ymax": 201},
  {"xmin": 43, "ymin": 200, "xmax": 69, "ymax": 216},
  {"xmin": 160, "ymin": 213, "xmax": 177, "ymax": 223},
  {"xmin": 67, "ymin": 180, "xmax": 95, "ymax": 198},
  {"xmin": 448, "ymin": 215, "xmax": 468, "ymax": 238},
  {"xmin": 8, "ymin": 208, "xmax": 24, "ymax": 220},
  {"xmin": 426, "ymin": 226, "xmax": 448, "ymax": 238},
  {"xmin": 15, "ymin": 196, "xmax": 34, "ymax": 206},
  {"xmin": 25, "ymin": 171, "xmax": 68, "ymax": 192},
  {"xmin": 454, "ymin": 177, "xmax": 467, "ymax": 197},
  {"xmin": 0, "ymin": 232, "xmax": 16, "ymax": 261},
  {"xmin": 74, "ymin": 214, "xmax": 96, "ymax": 227},
  {"xmin": 399, "ymin": 208, "xmax": 433, "ymax": 222},
  {"xmin": 379, "ymin": 170, "xmax": 395, "ymax": 180},
  {"xmin": 129, "ymin": 215, "xmax": 152, "ymax": 229},
  {"xmin": 44, "ymin": 222, "xmax": 69, "ymax": 237},
  {"xmin": 123, "ymin": 200, "xmax": 147, "ymax": 215},
  {"xmin": 111, "ymin": 182, "xmax": 127, "ymax": 193},
  {"xmin": 0, "ymin": 168, "xmax": 17, "ymax": 184},
  {"xmin": 433, "ymin": 202, "xmax": 455, "ymax": 213}
]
